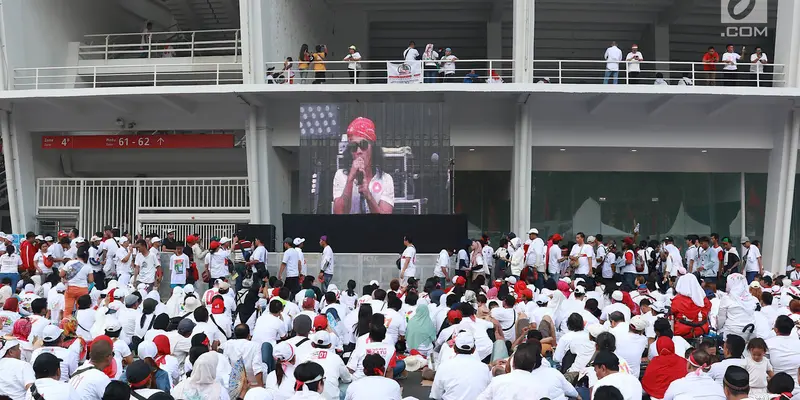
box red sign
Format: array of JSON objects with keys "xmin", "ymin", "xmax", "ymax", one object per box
[{"xmin": 41, "ymin": 134, "xmax": 235, "ymax": 150}]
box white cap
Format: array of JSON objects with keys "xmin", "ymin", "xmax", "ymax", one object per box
[
  {"xmin": 35, "ymin": 235, "xmax": 44, "ymax": 241},
  {"xmin": 587, "ymin": 236, "xmax": 596, "ymax": 244},
  {"xmin": 118, "ymin": 237, "xmax": 129, "ymax": 244},
  {"xmin": 528, "ymin": 228, "xmax": 538, "ymax": 235},
  {"xmin": 612, "ymin": 290, "xmax": 624, "ymax": 302},
  {"xmin": 454, "ymin": 331, "xmax": 476, "ymax": 350},
  {"xmin": 293, "ymin": 238, "xmax": 306, "ymax": 246},
  {"xmin": 0, "ymin": 339, "xmax": 20, "ymax": 358},
  {"xmin": 138, "ymin": 341, "xmax": 158, "ymax": 359},
  {"xmin": 505, "ymin": 276, "xmax": 517, "ymax": 284},
  {"xmin": 150, "ymin": 236, "xmax": 162, "ymax": 243},
  {"xmin": 312, "ymin": 331, "xmax": 331, "ymax": 346},
  {"xmin": 574, "ymin": 286, "xmax": 586, "ymax": 295},
  {"xmin": 560, "ymin": 277, "xmax": 572, "ymax": 285},
  {"xmin": 452, "ymin": 276, "xmax": 459, "ymax": 284},
  {"xmin": 5, "ymin": 235, "xmax": 13, "ymax": 242},
  {"xmin": 113, "ymin": 288, "xmax": 127, "ymax": 299},
  {"xmin": 54, "ymin": 283, "xmax": 66, "ymax": 292},
  {"xmin": 327, "ymin": 284, "xmax": 339, "ymax": 293},
  {"xmin": 369, "ymin": 280, "xmax": 380, "ymax": 287},
  {"xmin": 574, "ymin": 277, "xmax": 586, "ymax": 286},
  {"xmin": 90, "ymin": 235, "xmax": 101, "ymax": 242},
  {"xmin": 273, "ymin": 342, "xmax": 295, "ymax": 361},
  {"xmin": 749, "ymin": 281, "xmax": 762, "ymax": 289},
  {"xmin": 587, "ymin": 324, "xmax": 607, "ymax": 338},
  {"xmin": 219, "ymin": 237, "xmax": 232, "ymax": 245},
  {"xmin": 535, "ymin": 294, "xmax": 550, "ymax": 304},
  {"xmin": 42, "ymin": 325, "xmax": 64, "ymax": 342},
  {"xmin": 630, "ymin": 315, "xmax": 649, "ymax": 331},
  {"xmin": 44, "ymin": 236, "xmax": 53, "ymax": 242},
  {"xmin": 75, "ymin": 237, "xmax": 86, "ymax": 244},
  {"xmin": 105, "ymin": 318, "xmax": 122, "ymax": 332}
]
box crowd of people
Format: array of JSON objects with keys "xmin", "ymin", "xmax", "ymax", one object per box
[{"xmin": 0, "ymin": 225, "xmax": 799, "ymax": 400}]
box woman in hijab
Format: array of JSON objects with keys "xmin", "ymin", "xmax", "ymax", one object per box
[
  {"xmin": 671, "ymin": 274, "xmax": 711, "ymax": 339},
  {"xmin": 146, "ymin": 290, "xmax": 167, "ymax": 315},
  {"xmin": 164, "ymin": 286, "xmax": 185, "ymax": 317},
  {"xmin": 718, "ymin": 273, "xmax": 758, "ymax": 341},
  {"xmin": 642, "ymin": 336, "xmax": 688, "ymax": 399},
  {"xmin": 135, "ymin": 298, "xmax": 159, "ymax": 341},
  {"xmin": 153, "ymin": 335, "xmax": 180, "ymax": 386},
  {"xmin": 406, "ymin": 304, "xmax": 436, "ymax": 356},
  {"xmin": 236, "ymin": 278, "xmax": 262, "ymax": 327},
  {"xmin": 12, "ymin": 317, "xmax": 33, "ymax": 361},
  {"xmin": 0, "ymin": 297, "xmax": 21, "ymax": 335},
  {"xmin": 173, "ymin": 351, "xmax": 230, "ymax": 399}
]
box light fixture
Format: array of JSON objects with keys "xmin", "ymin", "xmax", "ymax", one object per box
[
  {"xmin": 559, "ymin": 148, "xmax": 566, "ymax": 152},
  {"xmin": 599, "ymin": 197, "xmax": 607, "ymax": 202},
  {"xmin": 701, "ymin": 149, "xmax": 708, "ymax": 153},
  {"xmin": 469, "ymin": 148, "xmax": 475, "ymax": 152},
  {"xmin": 631, "ymin": 149, "xmax": 638, "ymax": 152}
]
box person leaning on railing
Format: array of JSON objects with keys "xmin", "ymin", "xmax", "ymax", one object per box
[
  {"xmin": 344, "ymin": 45, "xmax": 362, "ymax": 84},
  {"xmin": 311, "ymin": 45, "xmax": 328, "ymax": 84}
]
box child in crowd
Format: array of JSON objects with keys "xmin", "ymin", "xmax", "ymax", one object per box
[{"xmin": 745, "ymin": 337, "xmax": 774, "ymax": 396}]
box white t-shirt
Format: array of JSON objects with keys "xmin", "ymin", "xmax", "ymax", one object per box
[
  {"xmin": 101, "ymin": 239, "xmax": 119, "ymax": 274},
  {"xmin": 491, "ymin": 307, "xmax": 517, "ymax": 342},
  {"xmin": 220, "ymin": 339, "xmax": 266, "ymax": 386},
  {"xmin": 750, "ymin": 52, "xmax": 768, "ymax": 74},
  {"xmin": 345, "ymin": 52, "xmax": 361, "ymax": 70},
  {"xmin": 592, "ymin": 371, "xmax": 643, "ymax": 400},
  {"xmin": 744, "ymin": 245, "xmax": 762, "ymax": 272},
  {"xmin": 383, "ymin": 309, "xmax": 407, "ymax": 346},
  {"xmin": 457, "ymin": 249, "xmax": 469, "ymax": 271},
  {"xmin": 205, "ymin": 249, "xmax": 230, "ymax": 279},
  {"xmin": 34, "ymin": 251, "xmax": 52, "ymax": 275},
  {"xmin": 252, "ymin": 313, "xmax": 287, "ymax": 345},
  {"xmin": 722, "ymin": 51, "xmax": 741, "ymax": 71},
  {"xmin": 0, "ymin": 357, "xmax": 35, "ymax": 400},
  {"xmin": 548, "ymin": 245, "xmax": 562, "ymax": 275},
  {"xmin": 62, "ymin": 260, "xmax": 92, "ymax": 288},
  {"xmin": 26, "ymin": 377, "xmax": 79, "ymax": 400},
  {"xmin": 302, "ymin": 348, "xmax": 351, "ymax": 400},
  {"xmin": 68, "ymin": 363, "xmax": 111, "ymax": 400},
  {"xmin": 604, "ymin": 46, "xmax": 623, "ymax": 71},
  {"xmin": 345, "ymin": 375, "xmax": 401, "ymax": 400},
  {"xmin": 570, "ymin": 244, "xmax": 594, "ymax": 275},
  {"xmin": 332, "ymin": 170, "xmax": 395, "ymax": 214},
  {"xmin": 135, "ymin": 251, "xmax": 159, "ymax": 284},
  {"xmin": 401, "ymin": 246, "xmax": 417, "ymax": 279},
  {"xmin": 282, "ymin": 248, "xmax": 300, "ymax": 277},
  {"xmin": 170, "ymin": 253, "xmax": 190, "ymax": 285},
  {"xmin": 0, "ymin": 310, "xmax": 20, "ymax": 335},
  {"xmin": 115, "ymin": 247, "xmax": 133, "ymax": 276},
  {"xmin": 441, "ymin": 55, "xmax": 457, "ymax": 75},
  {"xmin": 251, "ymin": 245, "xmax": 267, "ymax": 264},
  {"xmin": 482, "ymin": 245, "xmax": 494, "ymax": 269},
  {"xmin": 403, "ymin": 47, "xmax": 419, "ymax": 62},
  {"xmin": 347, "ymin": 340, "xmax": 397, "ymax": 379},
  {"xmin": 625, "ymin": 51, "xmax": 643, "ymax": 72},
  {"xmin": 435, "ymin": 250, "xmax": 449, "ymax": 278},
  {"xmin": 614, "ymin": 332, "xmax": 648, "ymax": 378},
  {"xmin": 0, "ymin": 253, "xmax": 22, "ymax": 273},
  {"xmin": 321, "ymin": 245, "xmax": 335, "ymax": 275}
]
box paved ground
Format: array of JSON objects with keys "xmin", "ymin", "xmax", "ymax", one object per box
[{"xmin": 399, "ymin": 371, "xmax": 432, "ymax": 399}]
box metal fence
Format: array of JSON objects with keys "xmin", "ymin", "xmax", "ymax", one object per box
[{"xmin": 79, "ymin": 29, "xmax": 241, "ymax": 60}]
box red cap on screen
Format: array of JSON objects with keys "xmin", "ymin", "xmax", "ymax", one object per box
[{"xmin": 347, "ymin": 117, "xmax": 377, "ymax": 142}]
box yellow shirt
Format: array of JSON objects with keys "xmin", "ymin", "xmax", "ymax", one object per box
[{"xmin": 312, "ymin": 52, "xmax": 326, "ymax": 71}]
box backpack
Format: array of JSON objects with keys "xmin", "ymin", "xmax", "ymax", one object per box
[{"xmin": 167, "ymin": 311, "xmax": 192, "ymax": 332}]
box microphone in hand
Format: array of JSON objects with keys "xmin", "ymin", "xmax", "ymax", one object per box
[{"xmin": 356, "ymin": 171, "xmax": 367, "ymax": 213}]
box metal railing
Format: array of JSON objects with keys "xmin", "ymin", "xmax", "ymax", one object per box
[
  {"xmin": 532, "ymin": 60, "xmax": 784, "ymax": 87},
  {"xmin": 79, "ymin": 29, "xmax": 241, "ymax": 61},
  {"xmin": 266, "ymin": 59, "xmax": 514, "ymax": 84},
  {"xmin": 37, "ymin": 177, "xmax": 249, "ymax": 235},
  {"xmin": 13, "ymin": 62, "xmax": 243, "ymax": 89}
]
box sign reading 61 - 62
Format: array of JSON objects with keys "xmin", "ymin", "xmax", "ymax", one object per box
[{"xmin": 41, "ymin": 134, "xmax": 234, "ymax": 149}]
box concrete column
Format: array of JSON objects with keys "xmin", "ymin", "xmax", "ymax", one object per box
[
  {"xmin": 762, "ymin": 109, "xmax": 799, "ymax": 274},
  {"xmin": 510, "ymin": 102, "xmax": 532, "ymax": 236},
  {"xmin": 512, "ymin": 0, "xmax": 535, "ymax": 83},
  {"xmin": 487, "ymin": 21, "xmax": 503, "ymax": 60},
  {"xmin": 1, "ymin": 111, "xmax": 36, "ymax": 232},
  {"xmin": 239, "ymin": 0, "xmax": 266, "ymax": 84},
  {"xmin": 774, "ymin": 0, "xmax": 800, "ymax": 87},
  {"xmin": 653, "ymin": 23, "xmax": 670, "ymax": 74}
]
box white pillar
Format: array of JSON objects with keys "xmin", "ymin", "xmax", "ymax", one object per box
[
  {"xmin": 511, "ymin": 102, "xmax": 532, "ymax": 236},
  {"xmin": 487, "ymin": 21, "xmax": 503, "ymax": 60},
  {"xmin": 762, "ymin": 109, "xmax": 799, "ymax": 274},
  {"xmin": 240, "ymin": 0, "xmax": 266, "ymax": 84},
  {"xmin": 1, "ymin": 111, "xmax": 36, "ymax": 232},
  {"xmin": 653, "ymin": 23, "xmax": 670, "ymax": 74},
  {"xmin": 774, "ymin": 0, "xmax": 800, "ymax": 87},
  {"xmin": 512, "ymin": 0, "xmax": 535, "ymax": 83}
]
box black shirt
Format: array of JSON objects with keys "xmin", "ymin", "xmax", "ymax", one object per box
[{"xmin": 162, "ymin": 237, "xmax": 178, "ymax": 250}]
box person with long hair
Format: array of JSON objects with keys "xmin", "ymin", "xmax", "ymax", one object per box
[
  {"xmin": 265, "ymin": 342, "xmax": 298, "ymax": 400},
  {"xmin": 333, "ymin": 117, "xmax": 394, "ymax": 215},
  {"xmin": 340, "ymin": 280, "xmax": 358, "ymax": 311},
  {"xmin": 298, "ymin": 44, "xmax": 311, "ymax": 84}
]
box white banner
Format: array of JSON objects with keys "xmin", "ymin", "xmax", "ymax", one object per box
[{"xmin": 386, "ymin": 61, "xmax": 423, "ymax": 84}]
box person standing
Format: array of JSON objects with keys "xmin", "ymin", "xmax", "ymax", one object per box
[
  {"xmin": 343, "ymin": 45, "xmax": 362, "ymax": 84},
  {"xmin": 400, "ymin": 236, "xmax": 417, "ymax": 284},
  {"xmin": 721, "ymin": 45, "xmax": 742, "ymax": 86},
  {"xmin": 749, "ymin": 46, "xmax": 768, "ymax": 86},
  {"xmin": 741, "ymin": 237, "xmax": 762, "ymax": 284},
  {"xmin": 421, "ymin": 44, "xmax": 439, "ymax": 83},
  {"xmin": 311, "ymin": 45, "xmax": 328, "ymax": 84},
  {"xmin": 20, "ymin": 232, "xmax": 36, "ymax": 277},
  {"xmin": 115, "ymin": 237, "xmax": 134, "ymax": 288},
  {"xmin": 603, "ymin": 41, "xmax": 622, "ymax": 84},
  {"xmin": 440, "ymin": 48, "xmax": 458, "ymax": 83},
  {"xmin": 702, "ymin": 47, "xmax": 720, "ymax": 86},
  {"xmin": 279, "ymin": 238, "xmax": 301, "ymax": 296},
  {"xmin": 133, "ymin": 239, "xmax": 160, "ymax": 292},
  {"xmin": 570, "ymin": 233, "xmax": 594, "ymax": 279},
  {"xmin": 403, "ymin": 41, "xmax": 418, "ymax": 62},
  {"xmin": 169, "ymin": 242, "xmax": 189, "ymax": 289},
  {"xmin": 319, "ymin": 236, "xmax": 335, "ymax": 292},
  {"xmin": 435, "ymin": 248, "xmax": 452, "ymax": 288},
  {"xmin": 527, "ymin": 229, "xmax": 545, "ymax": 288},
  {"xmin": 625, "ymin": 44, "xmax": 643, "ymax": 84},
  {"xmin": 246, "ymin": 237, "xmax": 268, "ymax": 282},
  {"xmin": 481, "ymin": 234, "xmax": 494, "ymax": 280}
]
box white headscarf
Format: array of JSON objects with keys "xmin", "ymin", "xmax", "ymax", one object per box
[
  {"xmin": 675, "ymin": 274, "xmax": 706, "ymax": 308},
  {"xmin": 177, "ymin": 352, "xmax": 223, "ymax": 399},
  {"xmin": 726, "ymin": 273, "xmax": 758, "ymax": 310},
  {"xmin": 164, "ymin": 286, "xmax": 185, "ymax": 318}
]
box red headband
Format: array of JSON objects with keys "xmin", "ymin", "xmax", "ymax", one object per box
[{"xmin": 346, "ymin": 117, "xmax": 377, "ymax": 142}]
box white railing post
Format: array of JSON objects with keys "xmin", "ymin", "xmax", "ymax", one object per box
[
  {"xmin": 191, "ymin": 32, "xmax": 196, "ymax": 58},
  {"xmin": 234, "ymin": 30, "xmax": 239, "ymax": 58},
  {"xmin": 147, "ymin": 33, "xmax": 152, "ymax": 59},
  {"xmin": 625, "ymin": 62, "xmax": 629, "ymax": 84},
  {"xmin": 558, "ymin": 60, "xmax": 562, "ymax": 84},
  {"xmin": 34, "ymin": 68, "xmax": 38, "ymax": 90},
  {"xmin": 691, "ymin": 63, "xmax": 696, "ymax": 85},
  {"xmin": 104, "ymin": 35, "xmax": 109, "ymax": 60},
  {"xmin": 93, "ymin": 66, "xmax": 97, "ymax": 88},
  {"xmin": 153, "ymin": 64, "xmax": 157, "ymax": 86},
  {"xmin": 216, "ymin": 64, "xmax": 220, "ymax": 84},
  {"xmin": 757, "ymin": 70, "xmax": 761, "ymax": 87}
]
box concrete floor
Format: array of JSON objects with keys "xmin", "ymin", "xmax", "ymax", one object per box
[{"xmin": 399, "ymin": 371, "xmax": 432, "ymax": 399}]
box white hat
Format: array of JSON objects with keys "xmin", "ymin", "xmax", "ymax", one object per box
[
  {"xmin": 535, "ymin": 294, "xmax": 550, "ymax": 304},
  {"xmin": 612, "ymin": 290, "xmax": 624, "ymax": 302},
  {"xmin": 24, "ymin": 283, "xmax": 34, "ymax": 293},
  {"xmin": 107, "ymin": 302, "xmax": 122, "ymax": 312},
  {"xmin": 105, "ymin": 318, "xmax": 122, "ymax": 332},
  {"xmin": 44, "ymin": 236, "xmax": 54, "ymax": 242},
  {"xmin": 587, "ymin": 236, "xmax": 596, "ymax": 244},
  {"xmin": 137, "ymin": 341, "xmax": 158, "ymax": 359},
  {"xmin": 113, "ymin": 288, "xmax": 127, "ymax": 299},
  {"xmin": 183, "ymin": 284, "xmax": 196, "ymax": 294},
  {"xmin": 574, "ymin": 277, "xmax": 586, "ymax": 286},
  {"xmin": 505, "ymin": 276, "xmax": 517, "ymax": 284},
  {"xmin": 630, "ymin": 315, "xmax": 649, "ymax": 331},
  {"xmin": 4, "ymin": 235, "xmax": 12, "ymax": 242},
  {"xmin": 293, "ymin": 238, "xmax": 306, "ymax": 246},
  {"xmin": 273, "ymin": 342, "xmax": 295, "ymax": 361},
  {"xmin": 75, "ymin": 237, "xmax": 86, "ymax": 244},
  {"xmin": 327, "ymin": 284, "xmax": 339, "ymax": 293},
  {"xmin": 454, "ymin": 331, "xmax": 475, "ymax": 350},
  {"xmin": 0, "ymin": 339, "xmax": 20, "ymax": 358},
  {"xmin": 118, "ymin": 237, "xmax": 129, "ymax": 244},
  {"xmin": 219, "ymin": 237, "xmax": 232, "ymax": 245},
  {"xmin": 560, "ymin": 277, "xmax": 572, "ymax": 285},
  {"xmin": 369, "ymin": 280, "xmax": 380, "ymax": 287},
  {"xmin": 587, "ymin": 324, "xmax": 607, "ymax": 338},
  {"xmin": 54, "ymin": 283, "xmax": 66, "ymax": 292},
  {"xmin": 312, "ymin": 331, "xmax": 331, "ymax": 346},
  {"xmin": 749, "ymin": 281, "xmax": 762, "ymax": 289},
  {"xmin": 183, "ymin": 297, "xmax": 201, "ymax": 313},
  {"xmin": 90, "ymin": 235, "xmax": 101, "ymax": 242},
  {"xmin": 42, "ymin": 325, "xmax": 64, "ymax": 342},
  {"xmin": 574, "ymin": 286, "xmax": 586, "ymax": 295},
  {"xmin": 150, "ymin": 236, "xmax": 162, "ymax": 243},
  {"xmin": 35, "ymin": 235, "xmax": 44, "ymax": 241},
  {"xmin": 528, "ymin": 228, "xmax": 539, "ymax": 235}
]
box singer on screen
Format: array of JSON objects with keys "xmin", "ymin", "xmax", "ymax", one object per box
[{"xmin": 332, "ymin": 117, "xmax": 395, "ymax": 214}]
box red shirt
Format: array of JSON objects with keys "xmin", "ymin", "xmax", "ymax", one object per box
[
  {"xmin": 702, "ymin": 52, "xmax": 719, "ymax": 71},
  {"xmin": 20, "ymin": 240, "xmax": 36, "ymax": 272},
  {"xmin": 671, "ymin": 295, "xmax": 712, "ymax": 338}
]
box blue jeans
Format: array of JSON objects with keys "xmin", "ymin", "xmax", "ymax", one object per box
[
  {"xmin": 0, "ymin": 273, "xmax": 19, "ymax": 292},
  {"xmin": 746, "ymin": 271, "xmax": 758, "ymax": 284},
  {"xmin": 623, "ymin": 272, "xmax": 636, "ymax": 289},
  {"xmin": 392, "ymin": 359, "xmax": 406, "ymax": 377},
  {"xmin": 603, "ymin": 70, "xmax": 619, "ymax": 84},
  {"xmin": 322, "ymin": 273, "xmax": 333, "ymax": 292},
  {"xmin": 424, "ymin": 69, "xmax": 438, "ymax": 83},
  {"xmin": 438, "ymin": 277, "xmax": 447, "ymax": 289}
]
